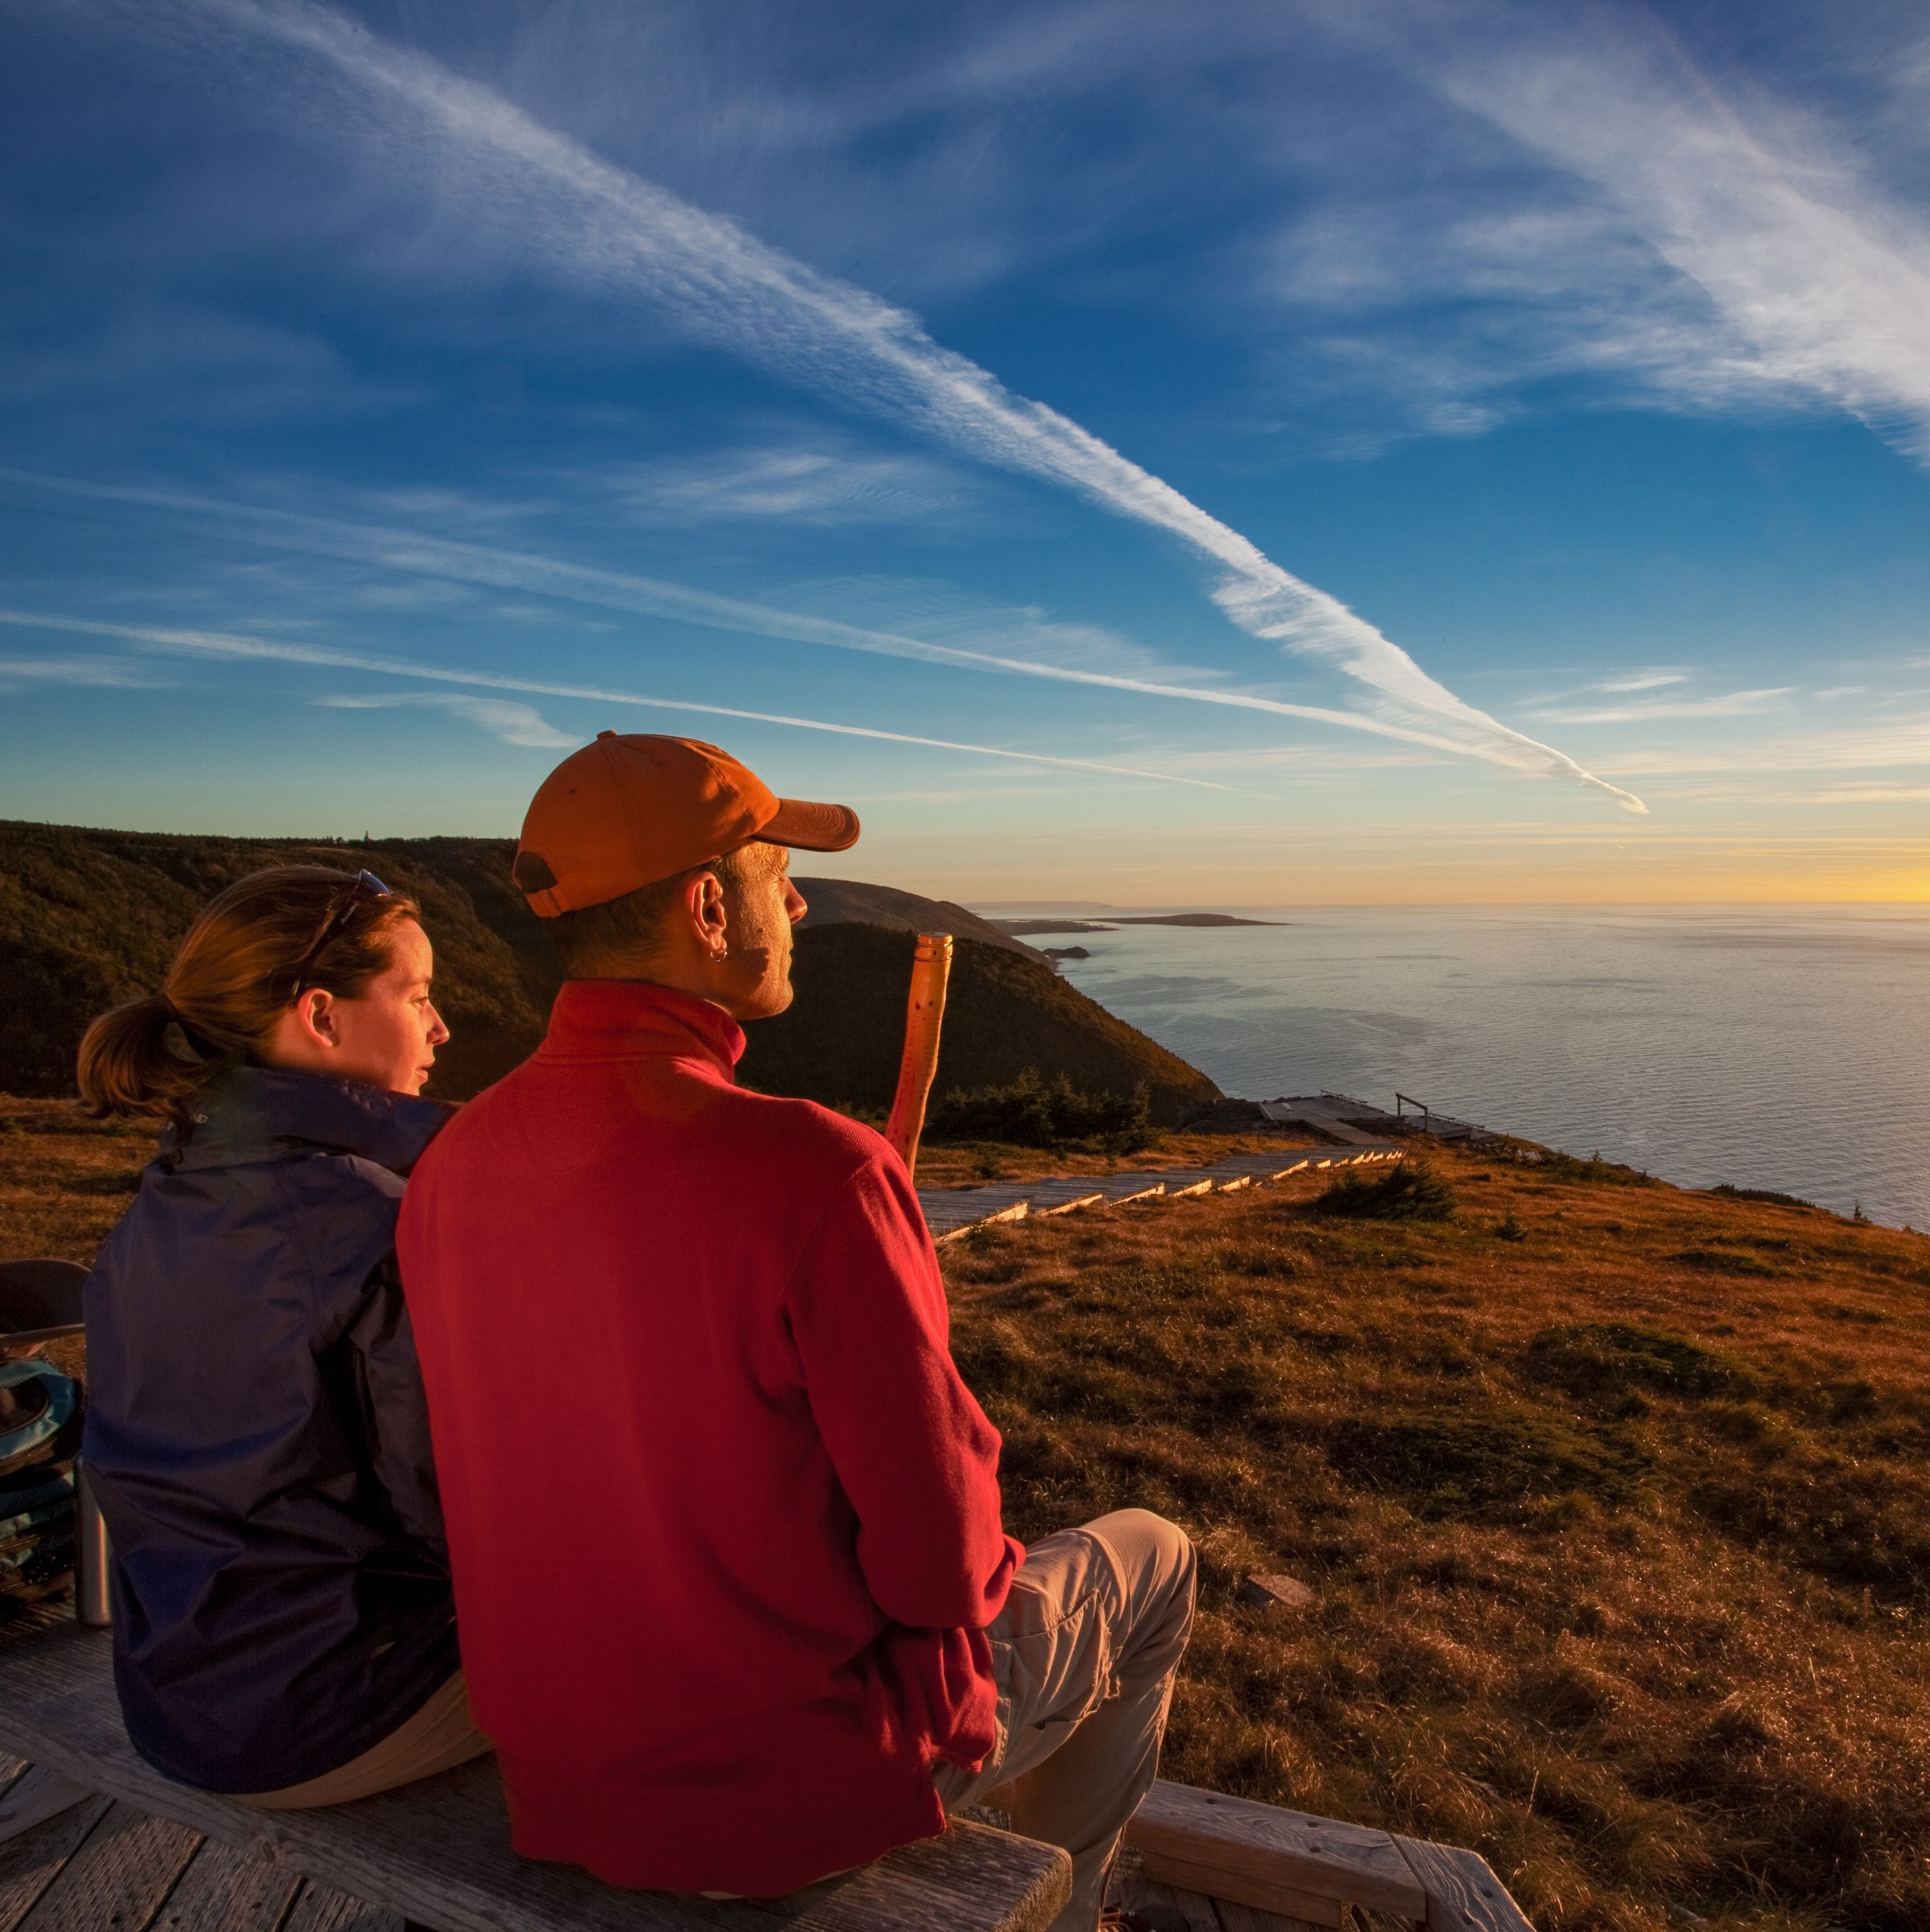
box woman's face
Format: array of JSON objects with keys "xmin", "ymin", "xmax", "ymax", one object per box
[{"xmin": 268, "ymin": 917, "xmax": 451, "ymax": 1094}]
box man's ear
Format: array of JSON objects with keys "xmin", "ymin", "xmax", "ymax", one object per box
[
  {"xmin": 699, "ymin": 872, "xmax": 729, "ymax": 945},
  {"xmin": 682, "ymin": 870, "xmax": 727, "ymax": 947}
]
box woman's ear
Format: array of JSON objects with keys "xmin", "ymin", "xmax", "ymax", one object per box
[{"xmin": 289, "ymin": 987, "xmax": 341, "ymax": 1050}]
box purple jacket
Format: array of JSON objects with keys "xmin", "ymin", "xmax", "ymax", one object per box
[{"xmin": 84, "ymin": 1065, "xmax": 460, "ymax": 1793}]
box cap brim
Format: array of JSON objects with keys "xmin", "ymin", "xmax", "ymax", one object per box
[{"xmin": 761, "ymin": 797, "xmax": 861, "ymax": 852}]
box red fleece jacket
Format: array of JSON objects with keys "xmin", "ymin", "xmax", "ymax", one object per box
[{"xmin": 395, "ymin": 980, "xmax": 1019, "ymax": 1895}]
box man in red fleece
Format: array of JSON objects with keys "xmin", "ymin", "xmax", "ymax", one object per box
[{"xmin": 397, "ymin": 733, "xmax": 1194, "ymax": 1928}]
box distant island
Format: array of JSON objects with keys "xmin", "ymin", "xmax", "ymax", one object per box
[
  {"xmin": 1112, "ymin": 913, "xmax": 1286, "ymax": 927},
  {"xmin": 996, "ymin": 912, "xmax": 1286, "ymax": 936},
  {"xmin": 995, "ymin": 919, "xmax": 1117, "ymax": 936}
]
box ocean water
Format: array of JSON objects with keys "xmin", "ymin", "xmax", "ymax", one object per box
[{"xmin": 993, "ymin": 905, "xmax": 1930, "ymax": 1230}]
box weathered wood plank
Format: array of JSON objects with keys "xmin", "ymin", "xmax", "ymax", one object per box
[
  {"xmin": 1138, "ymin": 1880, "xmax": 1219, "ymax": 1932},
  {"xmin": 0, "ymin": 1791, "xmax": 112, "ymax": 1932},
  {"xmin": 1211, "ymin": 1895, "xmax": 1339, "ymax": 1932},
  {"xmin": 0, "ymin": 1625, "xmax": 1069, "ymax": 1932},
  {"xmin": 1126, "ymin": 1783, "xmax": 1424, "ymax": 1921},
  {"xmin": 1134, "ymin": 1855, "xmax": 1341, "ymax": 1928},
  {"xmin": 13, "ymin": 1800, "xmax": 200, "ymax": 1932},
  {"xmin": 146, "ymin": 1838, "xmax": 305, "ymax": 1932},
  {"xmin": 0, "ymin": 1772, "xmax": 93, "ymax": 1850},
  {"xmin": 277, "ymin": 1879, "xmax": 401, "ymax": 1932},
  {"xmin": 1388, "ymin": 1839, "xmax": 1534, "ymax": 1932}
]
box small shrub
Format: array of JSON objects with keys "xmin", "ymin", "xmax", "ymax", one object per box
[
  {"xmin": 1216, "ymin": 1244, "xmax": 1298, "ymax": 1279},
  {"xmin": 1689, "ymin": 1467, "xmax": 1930, "ymax": 1598},
  {"xmin": 1521, "ymin": 1660, "xmax": 1628, "ymax": 1730},
  {"xmin": 1495, "ymin": 1212, "xmax": 1529, "ymax": 1242},
  {"xmin": 924, "ymin": 1071, "xmax": 1154, "ymax": 1150},
  {"xmin": 1325, "ymin": 1409, "xmax": 1645, "ymax": 1520},
  {"xmin": 1704, "ymin": 1402, "xmax": 1793, "ymax": 1452},
  {"xmin": 1524, "ymin": 1322, "xmax": 1755, "ymax": 1402},
  {"xmin": 1537, "ymin": 1150, "xmax": 1655, "ymax": 1187},
  {"xmin": 1673, "ymin": 1247, "xmax": 1781, "ymax": 1278},
  {"xmin": 1707, "ymin": 1183, "xmax": 1819, "ymax": 1211},
  {"xmin": 1314, "ymin": 1159, "xmax": 1456, "ymax": 1223}
]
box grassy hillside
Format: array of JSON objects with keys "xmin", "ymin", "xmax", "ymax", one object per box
[
  {"xmin": 943, "ymin": 1148, "xmax": 1930, "ymax": 1932},
  {"xmin": 0, "ymin": 823, "xmax": 1216, "ymax": 1115},
  {"xmin": 4, "ymin": 1105, "xmax": 1924, "ymax": 1929},
  {"xmin": 736, "ymin": 923, "xmax": 1219, "ymax": 1124},
  {"xmin": 794, "ymin": 875, "xmax": 1037, "ymax": 956}
]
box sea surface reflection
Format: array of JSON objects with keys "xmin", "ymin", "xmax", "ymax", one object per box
[{"xmin": 987, "ymin": 905, "xmax": 1929, "ymax": 1229}]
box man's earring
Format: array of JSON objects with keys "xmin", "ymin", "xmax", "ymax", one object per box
[{"xmin": 711, "ymin": 944, "xmax": 730, "ymax": 964}]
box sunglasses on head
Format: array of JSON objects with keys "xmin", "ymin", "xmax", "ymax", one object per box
[{"xmin": 290, "ymin": 870, "xmax": 393, "ymax": 994}]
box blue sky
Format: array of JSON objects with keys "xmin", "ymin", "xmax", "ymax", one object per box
[{"xmin": 3, "ymin": 0, "xmax": 1927, "ymax": 902}]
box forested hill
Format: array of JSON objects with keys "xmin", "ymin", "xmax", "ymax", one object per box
[
  {"xmin": 0, "ymin": 822, "xmax": 1218, "ymax": 1119},
  {"xmin": 0, "ymin": 824, "xmax": 551, "ymax": 1101}
]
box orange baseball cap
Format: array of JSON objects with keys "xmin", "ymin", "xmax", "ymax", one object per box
[{"xmin": 512, "ymin": 732, "xmax": 860, "ymax": 917}]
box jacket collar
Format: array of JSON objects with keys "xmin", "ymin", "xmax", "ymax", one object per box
[
  {"xmin": 164, "ymin": 1065, "xmax": 452, "ymax": 1174},
  {"xmin": 538, "ymin": 979, "xmax": 746, "ymax": 1076}
]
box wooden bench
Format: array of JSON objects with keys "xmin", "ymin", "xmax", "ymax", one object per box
[
  {"xmin": 1125, "ymin": 1781, "xmax": 1533, "ymax": 1931},
  {"xmin": 0, "ymin": 1620, "xmax": 1535, "ymax": 1932},
  {"xmin": 0, "ymin": 1621, "xmax": 1069, "ymax": 1932}
]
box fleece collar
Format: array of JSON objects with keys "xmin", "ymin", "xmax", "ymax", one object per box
[{"xmin": 537, "ymin": 979, "xmax": 747, "ymax": 1077}]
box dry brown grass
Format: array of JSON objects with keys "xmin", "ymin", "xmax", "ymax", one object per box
[
  {"xmin": 10, "ymin": 1102, "xmax": 1926, "ymax": 1928},
  {"xmin": 0, "ymin": 1097, "xmax": 157, "ymax": 1265},
  {"xmin": 942, "ymin": 1148, "xmax": 1930, "ymax": 1932}
]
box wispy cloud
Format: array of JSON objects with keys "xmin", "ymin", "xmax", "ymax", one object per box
[
  {"xmin": 603, "ymin": 442, "xmax": 975, "ymax": 527},
  {"xmin": 315, "ymin": 692, "xmax": 577, "ymax": 747},
  {"xmin": 0, "ymin": 467, "xmax": 1605, "ymax": 768},
  {"xmin": 1424, "ymin": 7, "xmax": 1930, "ymax": 461},
  {"xmin": 0, "ymin": 296, "xmax": 405, "ymax": 421},
  {"xmin": 139, "ymin": 0, "xmax": 1641, "ymax": 812},
  {"xmin": 1592, "ymin": 671, "xmax": 1686, "ymax": 694},
  {"xmin": 1525, "ymin": 687, "xmax": 1793, "ymax": 725},
  {"xmin": 0, "ymin": 607, "xmax": 1236, "ymax": 793},
  {"xmin": 0, "ymin": 654, "xmax": 171, "ymax": 689},
  {"xmin": 1594, "ymin": 713, "xmax": 1930, "ymax": 777}
]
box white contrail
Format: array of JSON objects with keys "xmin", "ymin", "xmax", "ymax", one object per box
[
  {"xmin": 0, "ymin": 608, "xmax": 1236, "ymax": 792},
  {"xmin": 0, "ymin": 466, "xmax": 1620, "ymax": 775},
  {"xmin": 140, "ymin": 0, "xmax": 1644, "ymax": 812}
]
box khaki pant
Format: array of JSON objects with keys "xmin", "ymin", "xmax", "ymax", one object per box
[
  {"xmin": 934, "ymin": 1510, "xmax": 1197, "ymax": 1932},
  {"xmin": 233, "ymin": 1671, "xmax": 493, "ymax": 1810}
]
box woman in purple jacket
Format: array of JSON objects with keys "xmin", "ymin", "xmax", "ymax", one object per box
[{"xmin": 77, "ymin": 865, "xmax": 488, "ymax": 1805}]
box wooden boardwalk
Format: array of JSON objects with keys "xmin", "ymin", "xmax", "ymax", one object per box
[
  {"xmin": 1254, "ymin": 1097, "xmax": 1487, "ymax": 1148},
  {"xmin": 917, "ymin": 1146, "xmax": 1404, "ymax": 1241}
]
